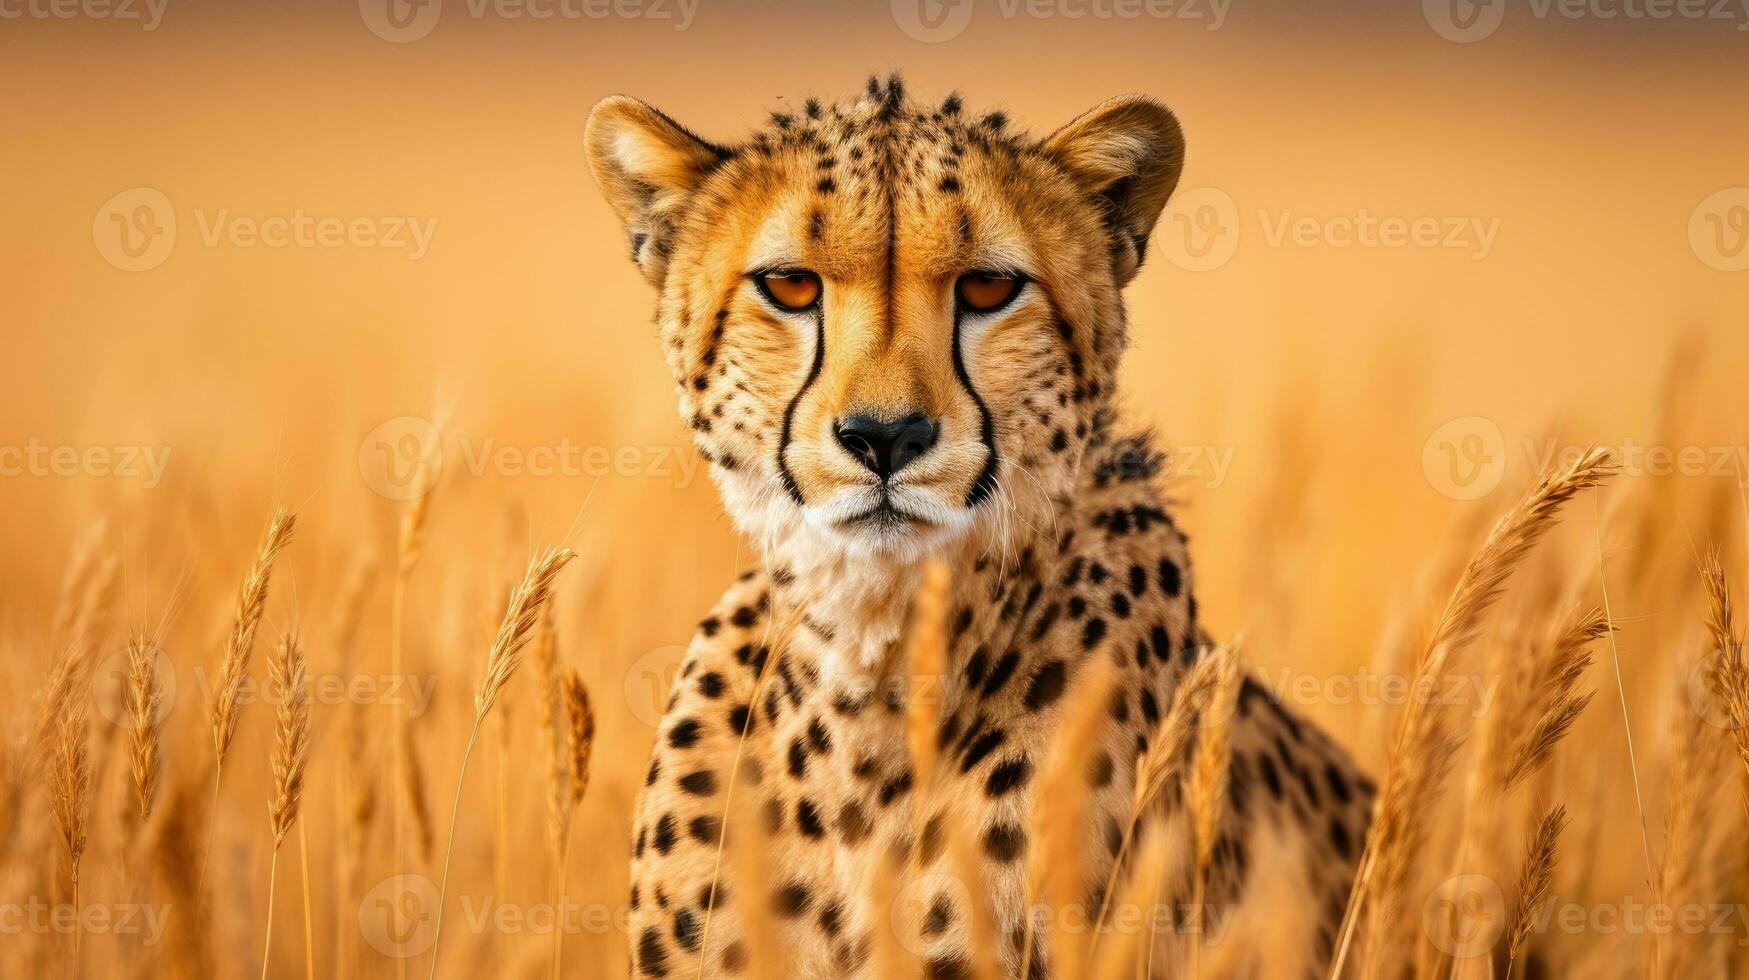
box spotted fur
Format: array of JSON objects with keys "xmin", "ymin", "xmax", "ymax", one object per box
[{"xmin": 587, "ymin": 75, "xmax": 1373, "ymax": 978}]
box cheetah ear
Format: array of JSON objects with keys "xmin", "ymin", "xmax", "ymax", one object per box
[
  {"xmin": 586, "ymin": 96, "xmax": 726, "ymax": 286},
  {"xmin": 1044, "ymin": 95, "xmax": 1185, "ymax": 286}
]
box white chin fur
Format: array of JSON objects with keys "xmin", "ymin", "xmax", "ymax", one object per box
[{"xmin": 712, "ymin": 467, "xmax": 983, "ymax": 672}]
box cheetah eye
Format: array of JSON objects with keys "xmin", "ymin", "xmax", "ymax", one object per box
[
  {"xmin": 956, "ymin": 271, "xmax": 1022, "ymax": 313},
  {"xmin": 757, "ymin": 270, "xmax": 822, "ymax": 311}
]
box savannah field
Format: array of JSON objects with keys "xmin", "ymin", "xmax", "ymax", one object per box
[{"xmin": 2, "ymin": 1, "xmax": 1749, "ymax": 977}]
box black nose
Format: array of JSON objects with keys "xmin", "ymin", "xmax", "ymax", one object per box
[{"xmin": 834, "ymin": 412, "xmax": 940, "ymax": 480}]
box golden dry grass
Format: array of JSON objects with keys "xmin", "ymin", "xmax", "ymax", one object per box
[{"xmin": 0, "ymin": 358, "xmax": 1746, "ymax": 980}]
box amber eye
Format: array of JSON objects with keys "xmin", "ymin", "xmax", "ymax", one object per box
[
  {"xmin": 956, "ymin": 272, "xmax": 1021, "ymax": 312},
  {"xmin": 758, "ymin": 270, "xmax": 822, "ymax": 311}
]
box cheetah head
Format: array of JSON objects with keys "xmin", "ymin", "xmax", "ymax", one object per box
[{"xmin": 587, "ymin": 76, "xmax": 1182, "ymax": 570}]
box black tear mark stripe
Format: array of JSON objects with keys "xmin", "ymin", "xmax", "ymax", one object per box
[
  {"xmin": 952, "ymin": 303, "xmax": 1002, "ymax": 508},
  {"xmin": 776, "ymin": 305, "xmax": 826, "ymax": 505}
]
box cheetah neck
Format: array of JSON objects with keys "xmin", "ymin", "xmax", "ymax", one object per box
[{"xmin": 760, "ymin": 524, "xmax": 1012, "ymax": 679}]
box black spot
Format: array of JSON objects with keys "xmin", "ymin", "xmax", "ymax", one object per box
[
  {"xmin": 927, "ymin": 954, "xmax": 972, "ymax": 980},
  {"xmin": 1024, "ymin": 661, "xmax": 1068, "ymax": 710},
  {"xmin": 688, "ymin": 815, "xmax": 721, "ymax": 844},
  {"xmin": 983, "ymin": 822, "xmax": 1026, "ymax": 862},
  {"xmin": 1149, "ymin": 625, "xmax": 1172, "ymax": 662},
  {"xmin": 961, "ymin": 729, "xmax": 1006, "ymax": 772},
  {"xmin": 816, "ymin": 176, "xmax": 836, "ymax": 193},
  {"xmin": 807, "ymin": 718, "xmax": 833, "ymax": 755},
  {"xmin": 1159, "ymin": 559, "xmax": 1182, "ymax": 597},
  {"xmin": 919, "ymin": 814, "xmax": 946, "ymax": 864},
  {"xmin": 1088, "ymin": 751, "xmax": 1115, "ymax": 788},
  {"xmin": 653, "ymin": 814, "xmax": 678, "ymax": 854},
  {"xmin": 1324, "ymin": 763, "xmax": 1353, "ymax": 804},
  {"xmin": 939, "ymin": 175, "xmax": 960, "ymax": 193},
  {"xmin": 673, "ymin": 908, "xmax": 701, "ymax": 952},
  {"xmin": 788, "ymin": 739, "xmax": 809, "ymax": 780},
  {"xmin": 638, "ymin": 927, "xmax": 668, "ymax": 976},
  {"xmin": 838, "ymin": 801, "xmax": 873, "ymax": 844},
  {"xmin": 772, "ymin": 882, "xmax": 813, "ymax": 917},
  {"xmin": 819, "ymin": 899, "xmax": 844, "ymax": 936},
  {"xmin": 923, "ymin": 893, "xmax": 955, "ymax": 936},
  {"xmin": 878, "ymin": 770, "xmax": 914, "ymax": 806},
  {"xmin": 678, "ymin": 770, "xmax": 717, "ymax": 796},
  {"xmin": 668, "ymin": 719, "xmax": 702, "ymax": 749},
  {"xmin": 1082, "ymin": 618, "xmax": 1107, "ymax": 649},
  {"xmin": 985, "ymin": 757, "xmax": 1032, "ymax": 796},
  {"xmin": 981, "ymin": 652, "xmax": 1020, "ymax": 697},
  {"xmin": 645, "ymin": 758, "xmax": 661, "ymax": 787},
  {"xmin": 1258, "ymin": 752, "xmax": 1284, "ymax": 799},
  {"xmin": 1030, "ymin": 603, "xmax": 1061, "ymax": 641},
  {"xmin": 964, "ymin": 647, "xmax": 990, "ymax": 688},
  {"xmin": 797, "ymin": 798, "xmax": 826, "ymax": 838},
  {"xmin": 728, "ymin": 703, "xmax": 753, "ymax": 734},
  {"xmin": 697, "ymin": 672, "xmax": 726, "ymax": 698},
  {"xmin": 1329, "ymin": 816, "xmax": 1354, "ymax": 859}
]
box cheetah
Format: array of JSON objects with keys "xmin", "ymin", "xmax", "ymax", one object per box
[{"xmin": 585, "ymin": 75, "xmax": 1375, "ymax": 978}]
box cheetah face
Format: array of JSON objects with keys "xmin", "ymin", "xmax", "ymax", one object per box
[{"xmin": 587, "ymin": 79, "xmax": 1183, "ymax": 564}]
